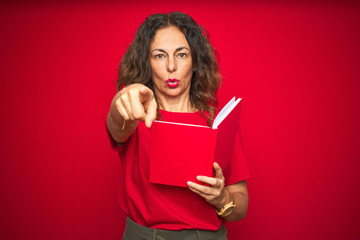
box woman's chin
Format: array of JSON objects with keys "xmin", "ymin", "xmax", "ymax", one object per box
[{"xmin": 163, "ymin": 88, "xmax": 187, "ymax": 99}]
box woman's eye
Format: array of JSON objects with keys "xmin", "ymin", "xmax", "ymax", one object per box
[
  {"xmin": 178, "ymin": 53, "xmax": 187, "ymax": 58},
  {"xmin": 155, "ymin": 54, "xmax": 164, "ymax": 59}
]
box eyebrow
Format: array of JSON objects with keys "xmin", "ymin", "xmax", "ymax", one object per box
[{"xmin": 151, "ymin": 47, "xmax": 190, "ymax": 54}]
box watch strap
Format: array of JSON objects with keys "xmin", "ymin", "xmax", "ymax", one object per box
[{"xmin": 216, "ymin": 192, "xmax": 236, "ymax": 217}]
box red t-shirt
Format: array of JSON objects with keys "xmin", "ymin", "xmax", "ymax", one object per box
[{"xmin": 109, "ymin": 109, "xmax": 249, "ymax": 230}]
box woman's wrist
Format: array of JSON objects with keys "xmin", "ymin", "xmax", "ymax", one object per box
[{"xmin": 214, "ymin": 188, "xmax": 231, "ymax": 210}]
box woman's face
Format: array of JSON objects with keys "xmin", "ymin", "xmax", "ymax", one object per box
[{"xmin": 149, "ymin": 25, "xmax": 193, "ymax": 101}]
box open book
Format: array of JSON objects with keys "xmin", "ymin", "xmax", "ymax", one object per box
[{"xmin": 149, "ymin": 97, "xmax": 242, "ymax": 187}]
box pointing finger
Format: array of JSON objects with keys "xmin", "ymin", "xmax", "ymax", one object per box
[{"xmin": 145, "ymin": 97, "xmax": 157, "ymax": 128}]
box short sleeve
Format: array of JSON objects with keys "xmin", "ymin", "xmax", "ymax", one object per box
[
  {"xmin": 223, "ymin": 131, "xmax": 250, "ymax": 186},
  {"xmin": 106, "ymin": 123, "xmax": 129, "ymax": 153}
]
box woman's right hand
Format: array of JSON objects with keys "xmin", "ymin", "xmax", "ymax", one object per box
[
  {"xmin": 116, "ymin": 84, "xmax": 157, "ymax": 127},
  {"xmin": 107, "ymin": 84, "xmax": 157, "ymax": 143}
]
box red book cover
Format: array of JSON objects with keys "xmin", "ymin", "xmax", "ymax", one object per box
[{"xmin": 149, "ymin": 97, "xmax": 242, "ymax": 187}]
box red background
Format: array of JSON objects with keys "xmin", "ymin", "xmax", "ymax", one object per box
[{"xmin": 1, "ymin": 1, "xmax": 360, "ymax": 239}]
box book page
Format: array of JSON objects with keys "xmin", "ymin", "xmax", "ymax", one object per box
[
  {"xmin": 213, "ymin": 97, "xmax": 235, "ymax": 127},
  {"xmin": 212, "ymin": 97, "xmax": 242, "ymax": 129},
  {"xmin": 153, "ymin": 120, "xmax": 210, "ymax": 128}
]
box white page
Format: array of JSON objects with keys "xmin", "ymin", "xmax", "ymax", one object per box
[
  {"xmin": 213, "ymin": 97, "xmax": 235, "ymax": 128},
  {"xmin": 153, "ymin": 120, "xmax": 210, "ymax": 128},
  {"xmin": 212, "ymin": 97, "xmax": 242, "ymax": 129}
]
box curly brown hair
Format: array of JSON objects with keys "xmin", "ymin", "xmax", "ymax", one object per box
[{"xmin": 117, "ymin": 12, "xmax": 221, "ymax": 126}]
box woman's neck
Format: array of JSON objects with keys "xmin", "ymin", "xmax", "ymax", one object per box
[{"xmin": 156, "ymin": 92, "xmax": 196, "ymax": 113}]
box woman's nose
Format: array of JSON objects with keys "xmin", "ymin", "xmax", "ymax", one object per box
[{"xmin": 166, "ymin": 56, "xmax": 177, "ymax": 72}]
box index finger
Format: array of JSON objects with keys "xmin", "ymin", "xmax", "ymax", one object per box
[
  {"xmin": 196, "ymin": 175, "xmax": 219, "ymax": 187},
  {"xmin": 144, "ymin": 97, "xmax": 157, "ymax": 128}
]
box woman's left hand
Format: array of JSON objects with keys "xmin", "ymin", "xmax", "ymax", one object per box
[{"xmin": 187, "ymin": 162, "xmax": 229, "ymax": 209}]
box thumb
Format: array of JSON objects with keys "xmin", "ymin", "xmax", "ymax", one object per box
[{"xmin": 213, "ymin": 162, "xmax": 224, "ymax": 179}]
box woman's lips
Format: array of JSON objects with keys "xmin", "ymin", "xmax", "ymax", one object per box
[{"xmin": 165, "ymin": 78, "xmax": 179, "ymax": 88}]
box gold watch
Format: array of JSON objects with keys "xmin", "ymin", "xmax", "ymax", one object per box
[{"xmin": 216, "ymin": 193, "xmax": 236, "ymax": 217}]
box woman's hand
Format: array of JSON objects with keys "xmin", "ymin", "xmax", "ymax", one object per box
[
  {"xmin": 107, "ymin": 84, "xmax": 157, "ymax": 143},
  {"xmin": 187, "ymin": 162, "xmax": 249, "ymax": 221},
  {"xmin": 115, "ymin": 84, "xmax": 157, "ymax": 128},
  {"xmin": 187, "ymin": 162, "xmax": 229, "ymax": 209}
]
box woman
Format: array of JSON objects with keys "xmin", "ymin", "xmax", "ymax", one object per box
[{"xmin": 107, "ymin": 12, "xmax": 249, "ymax": 240}]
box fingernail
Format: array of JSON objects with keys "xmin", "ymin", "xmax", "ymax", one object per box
[{"xmin": 196, "ymin": 176, "xmax": 201, "ymax": 181}]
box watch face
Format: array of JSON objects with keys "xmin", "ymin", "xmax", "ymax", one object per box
[{"xmin": 223, "ymin": 206, "xmax": 235, "ymax": 216}]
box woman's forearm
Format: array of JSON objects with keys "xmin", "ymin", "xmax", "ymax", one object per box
[{"xmin": 223, "ymin": 190, "xmax": 249, "ymax": 222}]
